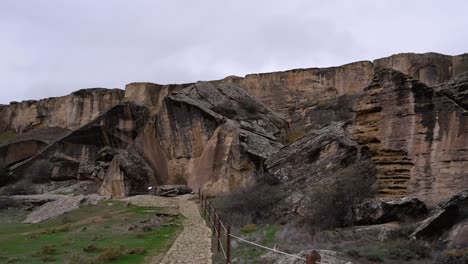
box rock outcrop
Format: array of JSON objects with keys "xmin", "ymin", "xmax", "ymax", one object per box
[
  {"xmin": 352, "ymin": 197, "xmax": 427, "ymax": 225},
  {"xmin": 11, "ymin": 102, "xmax": 150, "ymax": 185},
  {"xmin": 0, "ymin": 128, "xmax": 70, "ymax": 167},
  {"xmin": 0, "ymin": 88, "xmax": 124, "ymax": 134},
  {"xmin": 374, "ymin": 53, "xmax": 468, "ymax": 87},
  {"xmin": 411, "ymin": 190, "xmax": 468, "ymax": 239},
  {"xmin": 220, "ymin": 61, "xmax": 375, "ymax": 131},
  {"xmin": 265, "ymin": 123, "xmax": 376, "ymax": 219},
  {"xmin": 135, "ymin": 82, "xmax": 288, "ymax": 195},
  {"xmin": 122, "ymin": 82, "xmax": 189, "ymax": 114},
  {"xmin": 98, "ymin": 147, "xmax": 155, "ymax": 198},
  {"xmin": 350, "ymin": 70, "xmax": 468, "ymax": 205}
]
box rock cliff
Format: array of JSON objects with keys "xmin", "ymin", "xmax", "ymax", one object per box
[
  {"xmin": 350, "ymin": 70, "xmax": 468, "ymax": 205},
  {"xmin": 0, "ymin": 88, "xmax": 124, "ymax": 134},
  {"xmin": 134, "ymin": 82, "xmax": 288, "ymax": 195},
  {"xmin": 0, "ymin": 52, "xmax": 466, "ymax": 203}
]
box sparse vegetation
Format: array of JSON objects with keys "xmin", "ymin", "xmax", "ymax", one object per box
[
  {"xmin": 287, "ymin": 129, "xmax": 306, "ymax": 143},
  {"xmin": 0, "ymin": 131, "xmax": 17, "ymax": 141},
  {"xmin": 304, "ymin": 160, "xmax": 376, "ymax": 229},
  {"xmin": 217, "ymin": 182, "xmax": 283, "ymax": 226}
]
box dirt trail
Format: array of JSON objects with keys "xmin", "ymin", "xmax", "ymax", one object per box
[{"xmin": 122, "ymin": 195, "xmax": 212, "ymax": 264}]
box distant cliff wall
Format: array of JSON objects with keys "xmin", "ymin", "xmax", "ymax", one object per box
[{"xmin": 0, "ymin": 88, "xmax": 124, "ymax": 134}]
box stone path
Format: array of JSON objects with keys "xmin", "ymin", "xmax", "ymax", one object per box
[
  {"xmin": 121, "ymin": 195, "xmax": 212, "ymax": 264},
  {"xmin": 159, "ymin": 197, "xmax": 212, "ymax": 264}
]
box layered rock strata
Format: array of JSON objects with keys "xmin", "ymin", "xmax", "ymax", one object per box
[{"xmin": 351, "ymin": 70, "xmax": 468, "ymax": 205}]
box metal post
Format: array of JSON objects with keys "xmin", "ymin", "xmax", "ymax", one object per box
[
  {"xmin": 217, "ymin": 215, "xmax": 221, "ymax": 252},
  {"xmin": 226, "ymin": 225, "xmax": 231, "ymax": 264}
]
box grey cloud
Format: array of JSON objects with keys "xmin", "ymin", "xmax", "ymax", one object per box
[{"xmin": 0, "ymin": 0, "xmax": 467, "ymax": 103}]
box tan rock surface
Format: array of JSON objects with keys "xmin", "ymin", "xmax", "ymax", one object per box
[
  {"xmin": 350, "ymin": 70, "xmax": 468, "ymax": 205},
  {"xmin": 0, "ymin": 88, "xmax": 124, "ymax": 134}
]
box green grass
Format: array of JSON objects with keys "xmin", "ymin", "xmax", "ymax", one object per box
[
  {"xmin": 0, "ymin": 200, "xmax": 182, "ymax": 264},
  {"xmin": 0, "ymin": 131, "xmax": 17, "ymax": 141}
]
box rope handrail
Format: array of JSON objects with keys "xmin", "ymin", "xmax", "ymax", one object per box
[
  {"xmin": 199, "ymin": 189, "xmax": 320, "ymax": 264},
  {"xmin": 229, "ymin": 233, "xmax": 306, "ymax": 260}
]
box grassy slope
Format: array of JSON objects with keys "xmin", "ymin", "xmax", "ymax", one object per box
[{"xmin": 0, "ymin": 200, "xmax": 182, "ymax": 264}]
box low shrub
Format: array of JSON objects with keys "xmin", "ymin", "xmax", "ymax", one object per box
[
  {"xmin": 304, "ymin": 160, "xmax": 376, "ymax": 229},
  {"xmin": 240, "ymin": 224, "xmax": 258, "ymax": 234},
  {"xmin": 218, "ymin": 183, "xmax": 283, "ymax": 226},
  {"xmin": 82, "ymin": 245, "xmax": 99, "ymax": 253},
  {"xmin": 97, "ymin": 245, "xmax": 127, "ymax": 262}
]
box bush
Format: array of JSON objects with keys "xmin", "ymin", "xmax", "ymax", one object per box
[
  {"xmin": 218, "ymin": 183, "xmax": 283, "ymax": 226},
  {"xmin": 304, "ymin": 160, "xmax": 376, "ymax": 229},
  {"xmin": 97, "ymin": 245, "xmax": 127, "ymax": 262},
  {"xmin": 0, "ymin": 180, "xmax": 33, "ymax": 195},
  {"xmin": 434, "ymin": 253, "xmax": 468, "ymax": 264},
  {"xmin": 286, "ymin": 130, "xmax": 305, "ymax": 143},
  {"xmin": 24, "ymin": 160, "xmax": 51, "ymax": 184}
]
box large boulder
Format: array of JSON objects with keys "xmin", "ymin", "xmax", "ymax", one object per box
[
  {"xmin": 264, "ymin": 122, "xmax": 376, "ymax": 221},
  {"xmin": 134, "ymin": 82, "xmax": 288, "ymax": 195},
  {"xmin": 98, "ymin": 148, "xmax": 156, "ymax": 198},
  {"xmin": 352, "ymin": 197, "xmax": 427, "ymax": 225},
  {"xmin": 411, "ymin": 190, "xmax": 468, "ymax": 239},
  {"xmin": 11, "ymin": 102, "xmax": 150, "ymax": 182}
]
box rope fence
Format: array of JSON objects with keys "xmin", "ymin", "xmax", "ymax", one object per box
[{"xmin": 199, "ymin": 189, "xmax": 322, "ymax": 264}]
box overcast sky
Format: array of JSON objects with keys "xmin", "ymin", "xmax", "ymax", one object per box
[{"xmin": 1, "ymin": 0, "xmax": 467, "ymax": 104}]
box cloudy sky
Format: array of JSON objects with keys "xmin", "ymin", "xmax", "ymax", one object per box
[{"xmin": 1, "ymin": 0, "xmax": 467, "ymax": 104}]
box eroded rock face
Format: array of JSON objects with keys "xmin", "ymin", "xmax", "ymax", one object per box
[
  {"xmin": 411, "ymin": 191, "xmax": 468, "ymax": 239},
  {"xmin": 220, "ymin": 61, "xmax": 374, "ymax": 131},
  {"xmin": 0, "ymin": 88, "xmax": 124, "ymax": 134},
  {"xmin": 350, "ymin": 70, "xmax": 468, "ymax": 205},
  {"xmin": 122, "ymin": 82, "xmax": 189, "ymax": 114},
  {"xmin": 265, "ymin": 123, "xmax": 376, "ymax": 219},
  {"xmin": 374, "ymin": 53, "xmax": 468, "ymax": 87},
  {"xmin": 135, "ymin": 82, "xmax": 288, "ymax": 195},
  {"xmin": 11, "ymin": 103, "xmax": 149, "ymax": 182},
  {"xmin": 0, "ymin": 128, "xmax": 70, "ymax": 167}
]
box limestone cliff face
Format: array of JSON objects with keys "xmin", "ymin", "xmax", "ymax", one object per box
[
  {"xmin": 0, "ymin": 127, "xmax": 70, "ymax": 167},
  {"xmin": 374, "ymin": 53, "xmax": 468, "ymax": 87},
  {"xmin": 0, "ymin": 88, "xmax": 124, "ymax": 134},
  {"xmin": 350, "ymin": 70, "xmax": 468, "ymax": 205},
  {"xmin": 135, "ymin": 82, "xmax": 288, "ymax": 195},
  {"xmin": 122, "ymin": 82, "xmax": 189, "ymax": 114},
  {"xmin": 218, "ymin": 61, "xmax": 374, "ymax": 131},
  {"xmin": 11, "ymin": 103, "xmax": 150, "ymax": 182}
]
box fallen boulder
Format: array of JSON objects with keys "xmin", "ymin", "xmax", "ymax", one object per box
[
  {"xmin": 353, "ymin": 197, "xmax": 427, "ymax": 225},
  {"xmin": 156, "ymin": 185, "xmax": 192, "ymax": 197},
  {"xmin": 411, "ymin": 190, "xmax": 468, "ymax": 239}
]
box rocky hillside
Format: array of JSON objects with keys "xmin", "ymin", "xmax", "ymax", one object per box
[{"xmin": 0, "ymin": 52, "xmax": 466, "ymax": 206}]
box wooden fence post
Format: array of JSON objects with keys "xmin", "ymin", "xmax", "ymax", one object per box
[
  {"xmin": 226, "ymin": 225, "xmax": 231, "ymax": 264},
  {"xmin": 217, "ymin": 215, "xmax": 221, "ymax": 252},
  {"xmin": 306, "ymin": 251, "xmax": 321, "ymax": 264}
]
